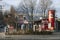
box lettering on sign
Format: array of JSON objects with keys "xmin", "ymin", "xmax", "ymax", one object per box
[{"xmin": 49, "ymin": 11, "xmax": 53, "ymax": 18}]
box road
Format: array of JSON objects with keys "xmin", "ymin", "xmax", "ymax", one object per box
[{"xmin": 0, "ymin": 32, "xmax": 60, "ymax": 40}]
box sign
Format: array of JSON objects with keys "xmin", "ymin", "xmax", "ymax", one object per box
[{"xmin": 48, "ymin": 10, "xmax": 55, "ymax": 29}]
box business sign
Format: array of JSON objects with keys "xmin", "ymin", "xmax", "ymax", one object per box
[{"xmin": 48, "ymin": 10, "xmax": 55, "ymax": 29}]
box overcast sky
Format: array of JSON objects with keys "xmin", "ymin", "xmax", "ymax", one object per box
[
  {"xmin": 2, "ymin": 0, "xmax": 60, "ymax": 18},
  {"xmin": 3, "ymin": 0, "xmax": 21, "ymax": 7}
]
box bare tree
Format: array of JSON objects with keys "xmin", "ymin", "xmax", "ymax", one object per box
[
  {"xmin": 17, "ymin": 0, "xmax": 52, "ymax": 20},
  {"xmin": 17, "ymin": 0, "xmax": 37, "ymax": 21},
  {"xmin": 39, "ymin": 0, "xmax": 52, "ymax": 17}
]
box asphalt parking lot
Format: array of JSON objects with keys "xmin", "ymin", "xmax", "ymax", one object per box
[{"xmin": 0, "ymin": 32, "xmax": 60, "ymax": 40}]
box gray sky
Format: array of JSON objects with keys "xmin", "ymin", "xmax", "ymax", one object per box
[
  {"xmin": 3, "ymin": 0, "xmax": 21, "ymax": 7},
  {"xmin": 2, "ymin": 0, "xmax": 60, "ymax": 18}
]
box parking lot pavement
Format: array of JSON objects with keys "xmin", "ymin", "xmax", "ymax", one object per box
[
  {"xmin": 1, "ymin": 36, "xmax": 60, "ymax": 40},
  {"xmin": 0, "ymin": 32, "xmax": 5, "ymax": 38},
  {"xmin": 0, "ymin": 32, "xmax": 60, "ymax": 40}
]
